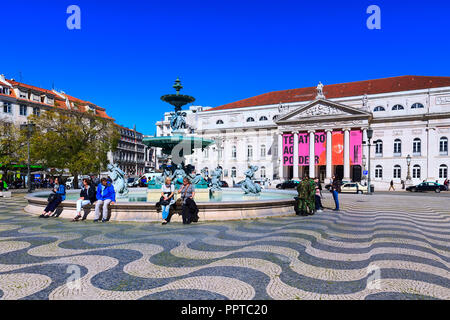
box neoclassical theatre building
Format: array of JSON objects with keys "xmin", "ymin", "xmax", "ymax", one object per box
[{"xmin": 158, "ymin": 76, "xmax": 450, "ymax": 189}]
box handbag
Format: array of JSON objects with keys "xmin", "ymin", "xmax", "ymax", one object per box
[{"xmin": 47, "ymin": 193, "xmax": 57, "ymax": 202}]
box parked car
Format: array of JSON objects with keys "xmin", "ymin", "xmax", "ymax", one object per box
[
  {"xmin": 324, "ymin": 180, "xmax": 351, "ymax": 191},
  {"xmin": 220, "ymin": 180, "xmax": 229, "ymax": 188},
  {"xmin": 340, "ymin": 182, "xmax": 368, "ymax": 194},
  {"xmin": 127, "ymin": 177, "xmax": 138, "ymax": 188},
  {"xmin": 233, "ymin": 180, "xmax": 244, "ymax": 188},
  {"xmin": 406, "ymin": 182, "xmax": 447, "ymax": 193},
  {"xmin": 276, "ymin": 180, "xmax": 300, "ymax": 189}
]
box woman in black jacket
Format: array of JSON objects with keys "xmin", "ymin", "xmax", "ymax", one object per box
[{"xmin": 72, "ymin": 178, "xmax": 97, "ymax": 221}]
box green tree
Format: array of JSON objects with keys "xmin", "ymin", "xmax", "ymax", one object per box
[
  {"xmin": 0, "ymin": 120, "xmax": 27, "ymax": 180},
  {"xmin": 28, "ymin": 110, "xmax": 120, "ymax": 188}
]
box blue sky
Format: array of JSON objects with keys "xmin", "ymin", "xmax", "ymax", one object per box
[{"xmin": 2, "ymin": 0, "xmax": 449, "ymax": 135}]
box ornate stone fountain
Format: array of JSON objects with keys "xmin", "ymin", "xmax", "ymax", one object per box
[{"xmin": 143, "ymin": 78, "xmax": 214, "ymax": 201}]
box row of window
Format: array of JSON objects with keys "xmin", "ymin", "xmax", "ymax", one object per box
[
  {"xmin": 230, "ymin": 166, "xmax": 266, "ymax": 178},
  {"xmin": 374, "ymin": 137, "xmax": 448, "ymax": 156},
  {"xmin": 373, "ymin": 103, "xmax": 424, "ymax": 112},
  {"xmin": 216, "ymin": 115, "xmax": 279, "ymax": 125},
  {"xmin": 2, "ymin": 102, "xmax": 40, "ymax": 116},
  {"xmin": 204, "ymin": 145, "xmax": 268, "ymax": 159},
  {"xmin": 375, "ymin": 164, "xmax": 448, "ymax": 179}
]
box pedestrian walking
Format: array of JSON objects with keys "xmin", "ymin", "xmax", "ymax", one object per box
[
  {"xmin": 94, "ymin": 177, "xmax": 116, "ymax": 223},
  {"xmin": 389, "ymin": 180, "xmax": 395, "ymax": 191},
  {"xmin": 72, "ymin": 178, "xmax": 97, "ymax": 222},
  {"xmin": 331, "ymin": 175, "xmax": 341, "ymax": 211},
  {"xmin": 40, "ymin": 177, "xmax": 66, "ymax": 218},
  {"xmin": 314, "ymin": 178, "xmax": 323, "ymax": 213}
]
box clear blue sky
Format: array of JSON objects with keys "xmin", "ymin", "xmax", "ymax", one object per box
[{"xmin": 2, "ymin": 0, "xmax": 449, "ymax": 135}]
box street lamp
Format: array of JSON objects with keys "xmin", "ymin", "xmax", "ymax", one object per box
[
  {"xmin": 20, "ymin": 121, "xmax": 35, "ymax": 193},
  {"xmin": 366, "ymin": 127, "xmax": 374, "ymax": 195},
  {"xmin": 406, "ymin": 154, "xmax": 412, "ymax": 181}
]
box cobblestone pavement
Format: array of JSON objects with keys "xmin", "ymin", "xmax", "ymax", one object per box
[{"xmin": 0, "ymin": 194, "xmax": 449, "ymax": 300}]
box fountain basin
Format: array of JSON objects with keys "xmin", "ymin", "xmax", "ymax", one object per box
[{"xmin": 24, "ymin": 188, "xmax": 296, "ymax": 222}]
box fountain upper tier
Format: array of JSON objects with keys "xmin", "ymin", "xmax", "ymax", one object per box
[{"xmin": 145, "ymin": 78, "xmax": 214, "ymax": 156}]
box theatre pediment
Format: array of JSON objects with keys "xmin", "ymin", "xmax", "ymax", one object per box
[{"xmin": 276, "ymin": 99, "xmax": 371, "ymax": 124}]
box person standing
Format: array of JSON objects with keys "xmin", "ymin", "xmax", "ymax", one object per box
[
  {"xmin": 314, "ymin": 178, "xmax": 323, "ymax": 213},
  {"xmin": 72, "ymin": 178, "xmax": 97, "ymax": 222},
  {"xmin": 331, "ymin": 175, "xmax": 341, "ymax": 211},
  {"xmin": 0, "ymin": 178, "xmax": 7, "ymax": 191},
  {"xmin": 179, "ymin": 177, "xmax": 197, "ymax": 224},
  {"xmin": 389, "ymin": 180, "xmax": 395, "ymax": 191},
  {"xmin": 40, "ymin": 177, "xmax": 66, "ymax": 218},
  {"xmin": 306, "ymin": 176, "xmax": 316, "ymax": 215},
  {"xmin": 160, "ymin": 177, "xmax": 175, "ymax": 225},
  {"xmin": 296, "ymin": 175, "xmax": 309, "ymax": 216},
  {"xmin": 94, "ymin": 177, "xmax": 116, "ymax": 223}
]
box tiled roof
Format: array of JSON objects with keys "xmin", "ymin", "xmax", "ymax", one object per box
[
  {"xmin": 208, "ymin": 76, "xmax": 450, "ymax": 111},
  {"xmin": 3, "ymin": 79, "xmax": 114, "ymax": 120}
]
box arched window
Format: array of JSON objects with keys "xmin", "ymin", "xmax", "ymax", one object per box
[
  {"xmin": 261, "ymin": 166, "xmax": 266, "ymax": 178},
  {"xmin": 247, "ymin": 145, "xmax": 253, "ymax": 159},
  {"xmin": 216, "ymin": 119, "xmax": 224, "ymax": 125},
  {"xmin": 375, "ymin": 140, "xmax": 383, "ymax": 156},
  {"xmin": 272, "ymin": 115, "xmax": 279, "ymax": 121},
  {"xmin": 231, "ymin": 145, "xmax": 237, "ymax": 159},
  {"xmin": 259, "ymin": 116, "xmax": 268, "ymax": 121},
  {"xmin": 375, "ymin": 165, "xmax": 383, "ymax": 178},
  {"xmin": 231, "ymin": 167, "xmax": 237, "ymax": 178},
  {"xmin": 373, "ymin": 106, "xmax": 385, "ymax": 112},
  {"xmin": 393, "ymin": 165, "xmax": 401, "ymax": 179},
  {"xmin": 440, "ymin": 137, "xmax": 448, "ymax": 155},
  {"xmin": 394, "ymin": 139, "xmax": 402, "ymax": 156},
  {"xmin": 260, "ymin": 144, "xmax": 266, "ymax": 157},
  {"xmin": 246, "ymin": 117, "xmax": 255, "ymax": 122},
  {"xmin": 411, "ymin": 103, "xmax": 424, "ymax": 109},
  {"xmin": 413, "ymin": 138, "xmax": 421, "ymax": 155},
  {"xmin": 439, "ymin": 164, "xmax": 448, "ymax": 179},
  {"xmin": 392, "ymin": 104, "xmax": 405, "ymax": 111},
  {"xmin": 413, "ymin": 165, "xmax": 421, "ymax": 179}
]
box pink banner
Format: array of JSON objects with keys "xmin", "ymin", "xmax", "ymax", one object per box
[
  {"xmin": 298, "ymin": 133, "xmax": 309, "ymax": 166},
  {"xmin": 282, "ymin": 134, "xmax": 293, "ymax": 166},
  {"xmin": 315, "ymin": 132, "xmax": 327, "ymax": 166},
  {"xmin": 350, "ymin": 130, "xmax": 362, "ymax": 165}
]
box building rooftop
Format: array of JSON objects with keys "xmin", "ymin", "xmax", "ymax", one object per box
[
  {"xmin": 0, "ymin": 75, "xmax": 114, "ymax": 120},
  {"xmin": 208, "ymin": 75, "xmax": 450, "ymax": 111}
]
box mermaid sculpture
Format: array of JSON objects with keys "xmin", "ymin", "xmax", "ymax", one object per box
[{"xmin": 241, "ymin": 165, "xmax": 261, "ymax": 195}]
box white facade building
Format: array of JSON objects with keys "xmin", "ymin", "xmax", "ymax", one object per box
[{"xmin": 163, "ymin": 76, "xmax": 450, "ymax": 190}]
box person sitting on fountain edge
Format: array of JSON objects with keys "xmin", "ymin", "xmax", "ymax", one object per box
[
  {"xmin": 94, "ymin": 177, "xmax": 116, "ymax": 223},
  {"xmin": 179, "ymin": 177, "xmax": 199, "ymax": 224}
]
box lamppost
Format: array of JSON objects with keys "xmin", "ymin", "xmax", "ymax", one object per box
[
  {"xmin": 366, "ymin": 127, "xmax": 374, "ymax": 195},
  {"xmin": 362, "ymin": 155, "xmax": 367, "ymax": 181},
  {"xmin": 20, "ymin": 121, "xmax": 35, "ymax": 193},
  {"xmin": 406, "ymin": 154, "xmax": 412, "ymax": 181}
]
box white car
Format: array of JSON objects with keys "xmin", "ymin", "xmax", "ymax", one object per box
[{"xmin": 340, "ymin": 182, "xmax": 368, "ymax": 194}]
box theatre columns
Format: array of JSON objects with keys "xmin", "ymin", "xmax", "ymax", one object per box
[
  {"xmin": 278, "ymin": 131, "xmax": 284, "ymax": 181},
  {"xmin": 293, "ymin": 131, "xmax": 299, "ymax": 180},
  {"xmin": 326, "ymin": 129, "xmax": 332, "ymax": 182},
  {"xmin": 309, "ymin": 130, "xmax": 315, "ymax": 178},
  {"xmin": 362, "ymin": 128, "xmax": 369, "ymax": 177},
  {"xmin": 343, "ymin": 128, "xmax": 351, "ymax": 181}
]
